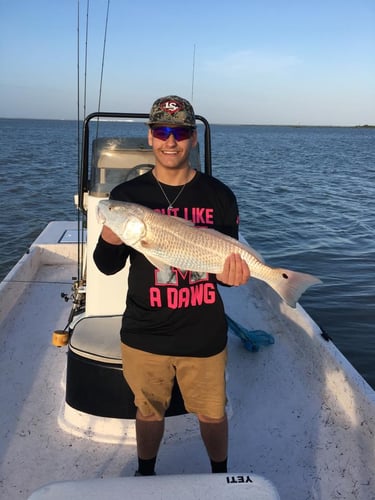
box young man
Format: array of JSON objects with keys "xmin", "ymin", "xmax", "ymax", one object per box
[{"xmin": 93, "ymin": 95, "xmax": 250, "ymax": 476}]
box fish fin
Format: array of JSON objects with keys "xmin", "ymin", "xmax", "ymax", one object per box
[
  {"xmin": 197, "ymin": 227, "xmax": 265, "ymax": 263},
  {"xmin": 269, "ymin": 268, "xmax": 322, "ymax": 308},
  {"xmin": 176, "ymin": 217, "xmax": 195, "ymax": 226},
  {"xmin": 238, "ymin": 237, "xmax": 265, "ymax": 263},
  {"xmin": 142, "ymin": 253, "xmax": 171, "ymax": 274},
  {"xmin": 139, "ymin": 240, "xmax": 174, "ymax": 272}
]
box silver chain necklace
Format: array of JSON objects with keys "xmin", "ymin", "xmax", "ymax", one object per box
[{"xmin": 154, "ymin": 176, "xmax": 187, "ymax": 209}]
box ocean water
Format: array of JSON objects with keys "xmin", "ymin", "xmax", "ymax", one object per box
[{"xmin": 0, "ymin": 118, "xmax": 374, "ymax": 389}]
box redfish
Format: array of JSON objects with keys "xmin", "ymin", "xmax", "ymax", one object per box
[{"xmin": 97, "ymin": 200, "xmax": 321, "ymax": 308}]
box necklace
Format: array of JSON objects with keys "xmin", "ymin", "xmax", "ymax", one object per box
[{"xmin": 154, "ymin": 175, "xmax": 188, "ymax": 209}]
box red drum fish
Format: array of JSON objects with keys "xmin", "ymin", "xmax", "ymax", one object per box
[{"xmin": 97, "ymin": 200, "xmax": 322, "ymax": 308}]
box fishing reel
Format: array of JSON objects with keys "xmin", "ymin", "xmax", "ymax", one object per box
[{"xmin": 52, "ymin": 278, "xmax": 87, "ymax": 347}]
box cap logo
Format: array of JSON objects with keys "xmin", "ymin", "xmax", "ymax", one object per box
[
  {"xmin": 149, "ymin": 95, "xmax": 195, "ymax": 126},
  {"xmin": 161, "ymin": 99, "xmax": 183, "ymax": 115}
]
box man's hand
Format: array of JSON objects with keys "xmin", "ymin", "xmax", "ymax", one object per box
[
  {"xmin": 216, "ymin": 253, "xmax": 250, "ymax": 286},
  {"xmin": 101, "ymin": 225, "xmax": 123, "ymax": 245}
]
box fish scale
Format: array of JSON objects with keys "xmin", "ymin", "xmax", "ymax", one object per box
[
  {"xmin": 147, "ymin": 214, "xmax": 258, "ymax": 273},
  {"xmin": 98, "ymin": 200, "xmax": 322, "ymax": 308}
]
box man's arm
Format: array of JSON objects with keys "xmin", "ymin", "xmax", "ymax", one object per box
[{"xmin": 93, "ymin": 226, "xmax": 129, "ymax": 275}]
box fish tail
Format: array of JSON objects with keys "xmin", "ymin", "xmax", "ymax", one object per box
[{"xmin": 268, "ymin": 268, "xmax": 322, "ymax": 308}]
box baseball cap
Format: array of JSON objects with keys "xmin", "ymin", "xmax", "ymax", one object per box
[{"xmin": 148, "ymin": 95, "xmax": 196, "ymax": 127}]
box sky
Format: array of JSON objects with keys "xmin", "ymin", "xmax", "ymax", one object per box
[{"xmin": 1, "ymin": 0, "xmax": 374, "ymax": 125}]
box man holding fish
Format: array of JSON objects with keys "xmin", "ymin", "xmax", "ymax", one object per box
[{"xmin": 94, "ymin": 95, "xmax": 251, "ymax": 476}]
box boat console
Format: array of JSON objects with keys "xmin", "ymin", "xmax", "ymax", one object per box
[{"xmin": 64, "ymin": 113, "xmax": 210, "ymax": 423}]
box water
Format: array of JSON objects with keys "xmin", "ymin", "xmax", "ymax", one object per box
[{"xmin": 0, "ymin": 118, "xmax": 374, "ymax": 389}]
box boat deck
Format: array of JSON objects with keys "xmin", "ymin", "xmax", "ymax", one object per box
[{"xmin": 0, "ymin": 223, "xmax": 374, "ymax": 499}]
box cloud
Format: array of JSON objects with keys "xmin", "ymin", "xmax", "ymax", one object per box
[{"xmin": 204, "ymin": 49, "xmax": 301, "ymax": 76}]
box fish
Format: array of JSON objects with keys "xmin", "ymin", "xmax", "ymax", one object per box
[{"xmin": 97, "ymin": 200, "xmax": 322, "ymax": 308}]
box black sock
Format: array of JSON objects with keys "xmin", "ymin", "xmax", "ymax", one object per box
[
  {"xmin": 137, "ymin": 456, "xmax": 157, "ymax": 476},
  {"xmin": 210, "ymin": 458, "xmax": 228, "ymax": 473}
]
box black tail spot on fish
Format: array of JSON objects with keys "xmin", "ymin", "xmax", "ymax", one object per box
[{"xmin": 282, "ymin": 273, "xmax": 289, "ymax": 279}]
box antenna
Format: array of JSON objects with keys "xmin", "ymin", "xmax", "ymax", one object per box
[{"xmin": 191, "ymin": 44, "xmax": 196, "ymax": 103}]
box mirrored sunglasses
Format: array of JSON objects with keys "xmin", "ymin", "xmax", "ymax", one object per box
[{"xmin": 151, "ymin": 126, "xmax": 194, "ymax": 141}]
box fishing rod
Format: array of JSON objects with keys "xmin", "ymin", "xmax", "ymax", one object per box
[{"xmin": 191, "ymin": 44, "xmax": 196, "ymax": 104}]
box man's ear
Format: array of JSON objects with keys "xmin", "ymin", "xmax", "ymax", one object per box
[
  {"xmin": 147, "ymin": 128, "xmax": 153, "ymax": 146},
  {"xmin": 191, "ymin": 129, "xmax": 198, "ymax": 147}
]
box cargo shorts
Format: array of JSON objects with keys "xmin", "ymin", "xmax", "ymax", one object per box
[{"xmin": 121, "ymin": 343, "xmax": 227, "ymax": 420}]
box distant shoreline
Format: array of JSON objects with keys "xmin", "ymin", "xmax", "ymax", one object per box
[{"xmin": 0, "ymin": 116, "xmax": 374, "ymax": 129}]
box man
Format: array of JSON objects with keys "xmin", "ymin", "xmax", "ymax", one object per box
[{"xmin": 94, "ymin": 95, "xmax": 250, "ymax": 476}]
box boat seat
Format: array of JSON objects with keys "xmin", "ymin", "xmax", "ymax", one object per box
[
  {"xmin": 69, "ymin": 315, "xmax": 123, "ymax": 364},
  {"xmin": 66, "ymin": 315, "xmax": 187, "ymax": 419}
]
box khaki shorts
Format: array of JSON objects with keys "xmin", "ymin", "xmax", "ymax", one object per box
[{"xmin": 121, "ymin": 344, "xmax": 227, "ymax": 420}]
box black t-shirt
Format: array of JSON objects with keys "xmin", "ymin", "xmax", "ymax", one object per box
[{"xmin": 94, "ymin": 169, "xmax": 240, "ymax": 357}]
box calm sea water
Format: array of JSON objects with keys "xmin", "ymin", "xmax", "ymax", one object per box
[{"xmin": 0, "ymin": 118, "xmax": 374, "ymax": 389}]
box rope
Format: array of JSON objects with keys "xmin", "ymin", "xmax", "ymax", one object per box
[{"xmin": 225, "ymin": 314, "xmax": 275, "ymax": 352}]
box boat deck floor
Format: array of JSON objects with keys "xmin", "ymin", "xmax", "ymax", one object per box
[{"xmin": 1, "ymin": 252, "xmax": 374, "ymax": 499}]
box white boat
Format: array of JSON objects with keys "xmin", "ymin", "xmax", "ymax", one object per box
[{"xmin": 1, "ymin": 112, "xmax": 374, "ymax": 500}]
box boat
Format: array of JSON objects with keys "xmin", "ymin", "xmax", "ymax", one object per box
[{"xmin": 0, "ymin": 110, "xmax": 374, "ymax": 500}]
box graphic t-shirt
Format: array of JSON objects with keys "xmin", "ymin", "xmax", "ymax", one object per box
[{"xmin": 94, "ymin": 169, "xmax": 240, "ymax": 357}]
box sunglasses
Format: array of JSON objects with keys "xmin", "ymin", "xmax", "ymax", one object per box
[{"xmin": 151, "ymin": 126, "xmax": 195, "ymax": 141}]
